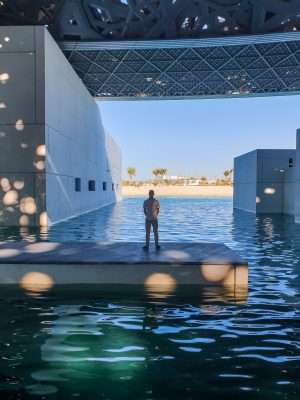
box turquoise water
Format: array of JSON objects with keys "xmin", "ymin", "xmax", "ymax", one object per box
[{"xmin": 1, "ymin": 197, "xmax": 300, "ymax": 399}]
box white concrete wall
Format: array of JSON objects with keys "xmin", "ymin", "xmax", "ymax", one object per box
[
  {"xmin": 0, "ymin": 26, "xmax": 121, "ymax": 227},
  {"xmin": 256, "ymin": 150, "xmax": 295, "ymax": 214},
  {"xmin": 295, "ymin": 129, "xmax": 300, "ymax": 223},
  {"xmin": 43, "ymin": 29, "xmax": 121, "ymax": 224},
  {"xmin": 0, "ymin": 27, "xmax": 46, "ymax": 226},
  {"xmin": 234, "ymin": 148, "xmax": 296, "ymax": 215},
  {"xmin": 283, "ymin": 163, "xmax": 295, "ymax": 215},
  {"xmin": 233, "ymin": 150, "xmax": 257, "ymax": 213}
]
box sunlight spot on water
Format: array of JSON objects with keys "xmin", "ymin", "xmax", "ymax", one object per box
[
  {"xmin": 27, "ymin": 384, "xmax": 58, "ymax": 395},
  {"xmin": 105, "ymin": 346, "xmax": 144, "ymax": 353},
  {"xmin": 170, "ymin": 337, "xmax": 215, "ymax": 344},
  {"xmin": 219, "ymin": 374, "xmax": 252, "ymax": 379},
  {"xmin": 179, "ymin": 346, "xmax": 202, "ymax": 352},
  {"xmin": 87, "ymin": 356, "xmax": 145, "ymax": 363},
  {"xmin": 31, "ymin": 370, "xmax": 69, "ymax": 383},
  {"xmin": 20, "ymin": 272, "xmax": 54, "ymax": 295}
]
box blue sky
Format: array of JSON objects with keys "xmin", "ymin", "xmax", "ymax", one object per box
[{"xmin": 99, "ymin": 95, "xmax": 300, "ymax": 180}]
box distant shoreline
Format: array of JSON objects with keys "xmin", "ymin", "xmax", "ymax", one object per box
[{"xmin": 122, "ymin": 185, "xmax": 233, "ymax": 197}]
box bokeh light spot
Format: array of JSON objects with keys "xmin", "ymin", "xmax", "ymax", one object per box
[
  {"xmin": 20, "ymin": 197, "xmax": 37, "ymax": 215},
  {"xmin": 39, "ymin": 212, "xmax": 48, "ymax": 227},
  {"xmin": 14, "ymin": 180, "xmax": 24, "ymax": 190},
  {"xmin": 3, "ymin": 190, "xmax": 18, "ymax": 205},
  {"xmin": 36, "ymin": 144, "xmax": 46, "ymax": 157},
  {"xmin": 15, "ymin": 119, "xmax": 24, "ymax": 131},
  {"xmin": 19, "ymin": 214, "xmax": 29, "ymax": 226},
  {"xmin": 20, "ymin": 272, "xmax": 54, "ymax": 295},
  {"xmin": 201, "ymin": 264, "xmax": 230, "ymax": 283}
]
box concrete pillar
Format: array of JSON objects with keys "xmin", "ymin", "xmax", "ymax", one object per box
[{"xmin": 295, "ymin": 129, "xmax": 300, "ymax": 223}]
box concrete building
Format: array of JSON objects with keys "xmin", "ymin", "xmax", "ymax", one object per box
[
  {"xmin": 295, "ymin": 131, "xmax": 300, "ymax": 224},
  {"xmin": 0, "ymin": 26, "xmax": 121, "ymax": 227},
  {"xmin": 233, "ymin": 138, "xmax": 300, "ymax": 220}
]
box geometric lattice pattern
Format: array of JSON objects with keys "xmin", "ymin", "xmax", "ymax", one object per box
[
  {"xmin": 3, "ymin": 0, "xmax": 300, "ymax": 99},
  {"xmin": 1, "ymin": 0, "xmax": 300, "ymax": 41},
  {"xmin": 63, "ymin": 36, "xmax": 300, "ymax": 99},
  {"xmin": 62, "ymin": 0, "xmax": 300, "ymax": 41}
]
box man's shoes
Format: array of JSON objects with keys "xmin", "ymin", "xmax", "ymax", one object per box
[
  {"xmin": 155, "ymin": 245, "xmax": 161, "ymax": 251},
  {"xmin": 143, "ymin": 245, "xmax": 149, "ymax": 251}
]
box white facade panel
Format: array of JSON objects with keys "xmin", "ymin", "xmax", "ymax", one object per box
[
  {"xmin": 234, "ymin": 148, "xmax": 296, "ymax": 216},
  {"xmin": 233, "ymin": 150, "xmax": 257, "ymax": 213},
  {"xmin": 295, "ymin": 130, "xmax": 300, "ymax": 223},
  {"xmin": 43, "ymin": 28, "xmax": 121, "ymax": 225},
  {"xmin": 0, "ymin": 26, "xmax": 122, "ymax": 227}
]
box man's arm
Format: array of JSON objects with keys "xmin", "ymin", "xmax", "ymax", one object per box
[
  {"xmin": 156, "ymin": 200, "xmax": 160, "ymax": 216},
  {"xmin": 143, "ymin": 201, "xmax": 147, "ymax": 217}
]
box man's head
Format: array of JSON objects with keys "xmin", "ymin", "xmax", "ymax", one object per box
[{"xmin": 149, "ymin": 190, "xmax": 155, "ymax": 199}]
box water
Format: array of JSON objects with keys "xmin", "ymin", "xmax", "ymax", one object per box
[
  {"xmin": 0, "ymin": 197, "xmax": 238, "ymax": 243},
  {"xmin": 1, "ymin": 197, "xmax": 300, "ymax": 399}
]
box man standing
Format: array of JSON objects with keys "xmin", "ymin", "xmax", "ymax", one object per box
[{"xmin": 143, "ymin": 190, "xmax": 160, "ymax": 251}]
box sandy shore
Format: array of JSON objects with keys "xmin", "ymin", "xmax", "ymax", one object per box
[{"xmin": 122, "ymin": 185, "xmax": 233, "ymax": 197}]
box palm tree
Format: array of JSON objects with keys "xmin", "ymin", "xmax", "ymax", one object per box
[
  {"xmin": 200, "ymin": 176, "xmax": 207, "ymax": 184},
  {"xmin": 152, "ymin": 168, "xmax": 168, "ymax": 181},
  {"xmin": 127, "ymin": 167, "xmax": 136, "ymax": 180},
  {"xmin": 159, "ymin": 168, "xmax": 168, "ymax": 179},
  {"xmin": 152, "ymin": 168, "xmax": 160, "ymax": 180},
  {"xmin": 223, "ymin": 169, "xmax": 233, "ymax": 184}
]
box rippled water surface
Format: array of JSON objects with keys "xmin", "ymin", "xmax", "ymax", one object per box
[{"xmin": 1, "ymin": 197, "xmax": 300, "ymax": 399}]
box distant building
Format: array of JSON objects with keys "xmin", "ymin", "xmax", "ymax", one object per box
[{"xmin": 234, "ymin": 130, "xmax": 300, "ymax": 223}]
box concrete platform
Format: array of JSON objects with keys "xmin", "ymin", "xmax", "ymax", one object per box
[{"xmin": 0, "ymin": 242, "xmax": 248, "ymax": 291}]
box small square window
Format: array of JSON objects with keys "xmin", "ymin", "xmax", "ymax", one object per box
[
  {"xmin": 88, "ymin": 180, "xmax": 96, "ymax": 191},
  {"xmin": 103, "ymin": 182, "xmax": 107, "ymax": 191},
  {"xmin": 75, "ymin": 178, "xmax": 81, "ymax": 192}
]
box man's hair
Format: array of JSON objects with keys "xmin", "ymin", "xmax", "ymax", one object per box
[{"xmin": 149, "ymin": 190, "xmax": 155, "ymax": 197}]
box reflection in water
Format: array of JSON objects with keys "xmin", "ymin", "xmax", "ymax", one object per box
[
  {"xmin": 1, "ymin": 198, "xmax": 300, "ymax": 398},
  {"xmin": 1, "ymin": 282, "xmax": 300, "ymax": 399}
]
